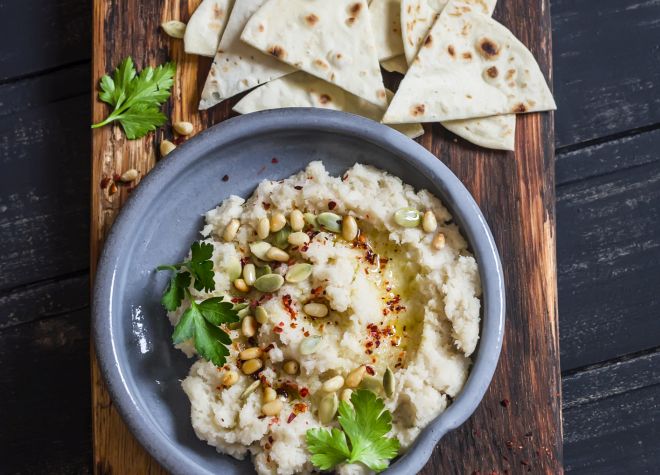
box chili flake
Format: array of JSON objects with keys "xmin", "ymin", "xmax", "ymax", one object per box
[{"xmin": 222, "ymin": 174, "xmax": 229, "ymax": 182}]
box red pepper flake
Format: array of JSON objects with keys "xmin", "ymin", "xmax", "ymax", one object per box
[
  {"xmin": 365, "ymin": 365, "xmax": 375, "ymax": 376},
  {"xmin": 294, "ymin": 185, "xmax": 303, "ymax": 190},
  {"xmin": 231, "ymin": 297, "xmax": 245, "ymax": 303},
  {"xmin": 263, "ymin": 343, "xmax": 275, "ymax": 353},
  {"xmin": 271, "ymin": 157, "xmax": 279, "ymax": 164},
  {"xmin": 328, "ymin": 201, "xmax": 337, "ymax": 210},
  {"xmin": 100, "ymin": 177, "xmax": 111, "ymax": 189},
  {"xmin": 500, "ymin": 399, "xmax": 510, "ymax": 408},
  {"xmin": 287, "ymin": 412, "xmax": 297, "ymax": 423},
  {"xmin": 108, "ymin": 182, "xmax": 118, "ymax": 195},
  {"xmin": 278, "ymin": 321, "xmax": 285, "ymax": 327},
  {"xmin": 222, "ymin": 174, "xmax": 229, "ymax": 182},
  {"xmin": 173, "ymin": 135, "xmax": 185, "ymax": 145},
  {"xmin": 262, "ymin": 202, "xmax": 271, "ymax": 210},
  {"xmin": 264, "ymin": 443, "xmax": 272, "ymax": 450},
  {"xmin": 273, "ymin": 327, "xmax": 283, "ymax": 334},
  {"xmin": 112, "ymin": 173, "xmax": 122, "ymax": 182},
  {"xmin": 299, "ymin": 387, "xmax": 309, "ymax": 397}
]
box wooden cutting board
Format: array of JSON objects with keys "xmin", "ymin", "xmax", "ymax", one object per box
[{"xmin": 91, "ymin": 0, "xmax": 561, "ymax": 473}]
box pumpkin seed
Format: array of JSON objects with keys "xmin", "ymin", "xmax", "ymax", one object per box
[
  {"xmin": 266, "ymin": 247, "xmax": 289, "ymax": 262},
  {"xmin": 222, "ymin": 370, "xmax": 238, "ymax": 387},
  {"xmin": 262, "ymin": 399, "xmax": 283, "ymax": 416},
  {"xmin": 304, "ymin": 212, "xmax": 319, "ymax": 230},
  {"xmin": 263, "ymin": 387, "xmax": 277, "ymax": 403},
  {"xmin": 223, "ymin": 219, "xmax": 241, "ymax": 241},
  {"xmin": 257, "ymin": 217, "xmax": 270, "ymax": 240},
  {"xmin": 282, "ymin": 360, "xmax": 299, "ymax": 375},
  {"xmin": 285, "ymin": 263, "xmax": 313, "ymax": 283},
  {"xmin": 322, "ymin": 375, "xmax": 345, "ymax": 392},
  {"xmin": 233, "ymin": 278, "xmax": 249, "ymax": 292},
  {"xmin": 345, "ymin": 365, "xmax": 367, "ymax": 388},
  {"xmin": 394, "ymin": 208, "xmax": 421, "ymax": 227},
  {"xmin": 255, "ymin": 306, "xmax": 269, "ymax": 324},
  {"xmin": 341, "ymin": 215, "xmax": 358, "ymax": 241},
  {"xmin": 318, "ymin": 393, "xmax": 339, "ymax": 424},
  {"xmin": 422, "ymin": 211, "xmax": 438, "ymax": 233},
  {"xmin": 243, "ymin": 263, "xmax": 256, "ymax": 286},
  {"xmin": 239, "ymin": 347, "xmax": 263, "ymax": 360},
  {"xmin": 241, "ymin": 358, "xmax": 263, "ymax": 375},
  {"xmin": 289, "ymin": 209, "xmax": 305, "ymax": 231},
  {"xmin": 288, "ymin": 231, "xmax": 310, "ymax": 247},
  {"xmin": 249, "ymin": 241, "xmax": 272, "ymax": 260},
  {"xmin": 317, "ymin": 212, "xmax": 342, "ymax": 233},
  {"xmin": 272, "ymin": 225, "xmax": 291, "ymax": 249},
  {"xmin": 226, "ymin": 256, "xmax": 242, "ymax": 281},
  {"xmin": 303, "ymin": 302, "xmax": 328, "ymax": 318},
  {"xmin": 237, "ymin": 307, "xmax": 251, "ymax": 318},
  {"xmin": 233, "ymin": 302, "xmax": 249, "ymax": 311},
  {"xmin": 255, "ymin": 264, "xmax": 272, "ymax": 278},
  {"xmin": 299, "ymin": 335, "xmax": 322, "ymax": 355},
  {"xmin": 161, "ymin": 20, "xmax": 186, "ymax": 38},
  {"xmin": 383, "ymin": 367, "xmax": 395, "ymax": 397},
  {"xmin": 359, "ymin": 375, "xmax": 382, "ymax": 393},
  {"xmin": 240, "ymin": 380, "xmax": 261, "ymax": 399},
  {"xmin": 270, "ymin": 212, "xmax": 287, "ymax": 232},
  {"xmin": 253, "ymin": 274, "xmax": 284, "ymax": 293}
]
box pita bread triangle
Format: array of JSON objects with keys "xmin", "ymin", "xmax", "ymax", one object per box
[
  {"xmin": 233, "ymin": 71, "xmax": 424, "ymax": 138},
  {"xmin": 370, "ymin": 0, "xmax": 405, "ymax": 61},
  {"xmin": 184, "ymin": 0, "xmax": 235, "ymax": 57},
  {"xmin": 384, "ymin": 0, "xmax": 556, "ymax": 123},
  {"xmin": 199, "ymin": 0, "xmax": 294, "ymax": 110},
  {"xmin": 241, "ymin": 0, "xmax": 388, "ymax": 107}
]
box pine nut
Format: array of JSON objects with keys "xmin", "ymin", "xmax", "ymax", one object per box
[
  {"xmin": 120, "ymin": 169, "xmax": 139, "ymax": 182},
  {"xmin": 432, "ymin": 232, "xmax": 446, "ymax": 250},
  {"xmin": 322, "ymin": 375, "xmax": 345, "ymax": 392},
  {"xmin": 257, "ymin": 217, "xmax": 270, "ymax": 239},
  {"xmin": 240, "ymin": 380, "xmax": 260, "ymax": 399},
  {"xmin": 161, "ymin": 20, "xmax": 186, "ymax": 38},
  {"xmin": 303, "ymin": 303, "xmax": 328, "ymax": 318},
  {"xmin": 283, "ymin": 360, "xmax": 299, "ymax": 375},
  {"xmin": 242, "ymin": 358, "xmax": 263, "ymax": 375},
  {"xmin": 241, "ymin": 316, "xmax": 257, "ymax": 338},
  {"xmin": 173, "ymin": 121, "xmax": 193, "ymax": 136},
  {"xmin": 289, "ymin": 209, "xmax": 305, "ymax": 231},
  {"xmin": 160, "ymin": 140, "xmax": 176, "ymax": 157},
  {"xmin": 345, "ymin": 365, "xmax": 366, "ymax": 388},
  {"xmin": 319, "ymin": 393, "xmax": 339, "ymax": 424},
  {"xmin": 270, "ymin": 212, "xmax": 286, "ymax": 232},
  {"xmin": 340, "ymin": 388, "xmax": 353, "ymax": 404},
  {"xmin": 266, "ymin": 247, "xmax": 289, "ymax": 262},
  {"xmin": 263, "ymin": 387, "xmax": 277, "ymax": 403},
  {"xmin": 233, "ymin": 278, "xmax": 249, "ymax": 292},
  {"xmin": 342, "ymin": 215, "xmax": 358, "ymax": 241},
  {"xmin": 423, "ymin": 211, "xmax": 438, "ymax": 233},
  {"xmin": 287, "ymin": 231, "xmax": 310, "ymax": 246},
  {"xmin": 221, "ymin": 370, "xmax": 238, "ymax": 387},
  {"xmin": 262, "ymin": 399, "xmax": 283, "ymax": 416},
  {"xmin": 223, "ymin": 219, "xmax": 240, "ymax": 241},
  {"xmin": 239, "ymin": 347, "xmax": 262, "ymax": 360},
  {"xmin": 243, "ymin": 263, "xmax": 256, "ymax": 286}
]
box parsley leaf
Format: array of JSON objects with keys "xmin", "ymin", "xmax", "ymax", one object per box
[
  {"xmin": 157, "ymin": 242, "xmax": 237, "ymax": 367},
  {"xmin": 92, "ymin": 57, "xmax": 176, "ymax": 139},
  {"xmin": 306, "ymin": 390, "xmax": 400, "ymax": 472}
]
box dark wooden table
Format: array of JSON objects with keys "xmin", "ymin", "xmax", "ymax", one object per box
[{"xmin": 0, "ymin": 0, "xmax": 658, "ymax": 473}]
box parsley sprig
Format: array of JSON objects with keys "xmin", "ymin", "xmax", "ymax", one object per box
[
  {"xmin": 156, "ymin": 242, "xmax": 238, "ymax": 366},
  {"xmin": 92, "ymin": 57, "xmax": 176, "ymax": 139},
  {"xmin": 306, "ymin": 390, "xmax": 400, "ymax": 472}
]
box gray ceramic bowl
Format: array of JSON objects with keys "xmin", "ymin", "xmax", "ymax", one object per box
[{"xmin": 93, "ymin": 108, "xmax": 505, "ymax": 475}]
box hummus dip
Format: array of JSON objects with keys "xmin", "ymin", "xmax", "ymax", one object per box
[{"xmin": 171, "ymin": 161, "xmax": 481, "ymax": 474}]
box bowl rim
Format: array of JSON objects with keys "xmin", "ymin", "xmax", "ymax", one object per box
[{"xmin": 93, "ymin": 108, "xmax": 505, "ymax": 475}]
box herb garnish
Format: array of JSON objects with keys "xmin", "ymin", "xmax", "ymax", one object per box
[
  {"xmin": 306, "ymin": 390, "xmax": 400, "ymax": 472},
  {"xmin": 92, "ymin": 56, "xmax": 176, "ymax": 139},
  {"xmin": 157, "ymin": 242, "xmax": 238, "ymax": 366}
]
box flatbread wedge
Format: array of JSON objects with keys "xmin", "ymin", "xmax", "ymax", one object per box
[
  {"xmin": 199, "ymin": 0, "xmax": 294, "ymax": 110},
  {"xmin": 233, "ymin": 71, "xmax": 424, "ymax": 139},
  {"xmin": 381, "ymin": 55, "xmax": 408, "ymax": 74},
  {"xmin": 401, "ymin": 0, "xmax": 496, "ymax": 65},
  {"xmin": 240, "ymin": 0, "xmax": 388, "ymax": 107},
  {"xmin": 370, "ymin": 0, "xmax": 405, "ymax": 61},
  {"xmin": 184, "ymin": 0, "xmax": 235, "ymax": 57},
  {"xmin": 443, "ymin": 115, "xmax": 515, "ymax": 150},
  {"xmin": 383, "ymin": 1, "xmax": 556, "ymax": 123}
]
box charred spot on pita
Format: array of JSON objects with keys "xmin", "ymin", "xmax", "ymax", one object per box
[
  {"xmin": 462, "ymin": 52, "xmax": 473, "ymax": 60},
  {"xmin": 350, "ymin": 2, "xmax": 362, "ymax": 15},
  {"xmin": 424, "ymin": 35, "xmax": 433, "ymax": 47},
  {"xmin": 268, "ymin": 45, "xmax": 286, "ymax": 59},
  {"xmin": 319, "ymin": 94, "xmax": 332, "ymax": 104},
  {"xmin": 506, "ymin": 69, "xmax": 516, "ymax": 80},
  {"xmin": 212, "ymin": 5, "xmax": 224, "ymax": 18},
  {"xmin": 305, "ymin": 13, "xmax": 319, "ymax": 26},
  {"xmin": 258, "ymin": 24, "xmax": 265, "ymax": 32},
  {"xmin": 486, "ymin": 66, "xmax": 498, "ymax": 78},
  {"xmin": 377, "ymin": 89, "xmax": 386, "ymax": 99},
  {"xmin": 513, "ymin": 103, "xmax": 527, "ymax": 113},
  {"xmin": 448, "ymin": 45, "xmax": 456, "ymax": 57},
  {"xmin": 478, "ymin": 38, "xmax": 501, "ymax": 59},
  {"xmin": 410, "ymin": 104, "xmax": 425, "ymax": 116}
]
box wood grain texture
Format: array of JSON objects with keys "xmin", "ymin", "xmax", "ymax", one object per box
[
  {"xmin": 91, "ymin": 1, "xmax": 560, "ymax": 474},
  {"xmin": 551, "ymin": 0, "xmax": 660, "ymax": 148}
]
